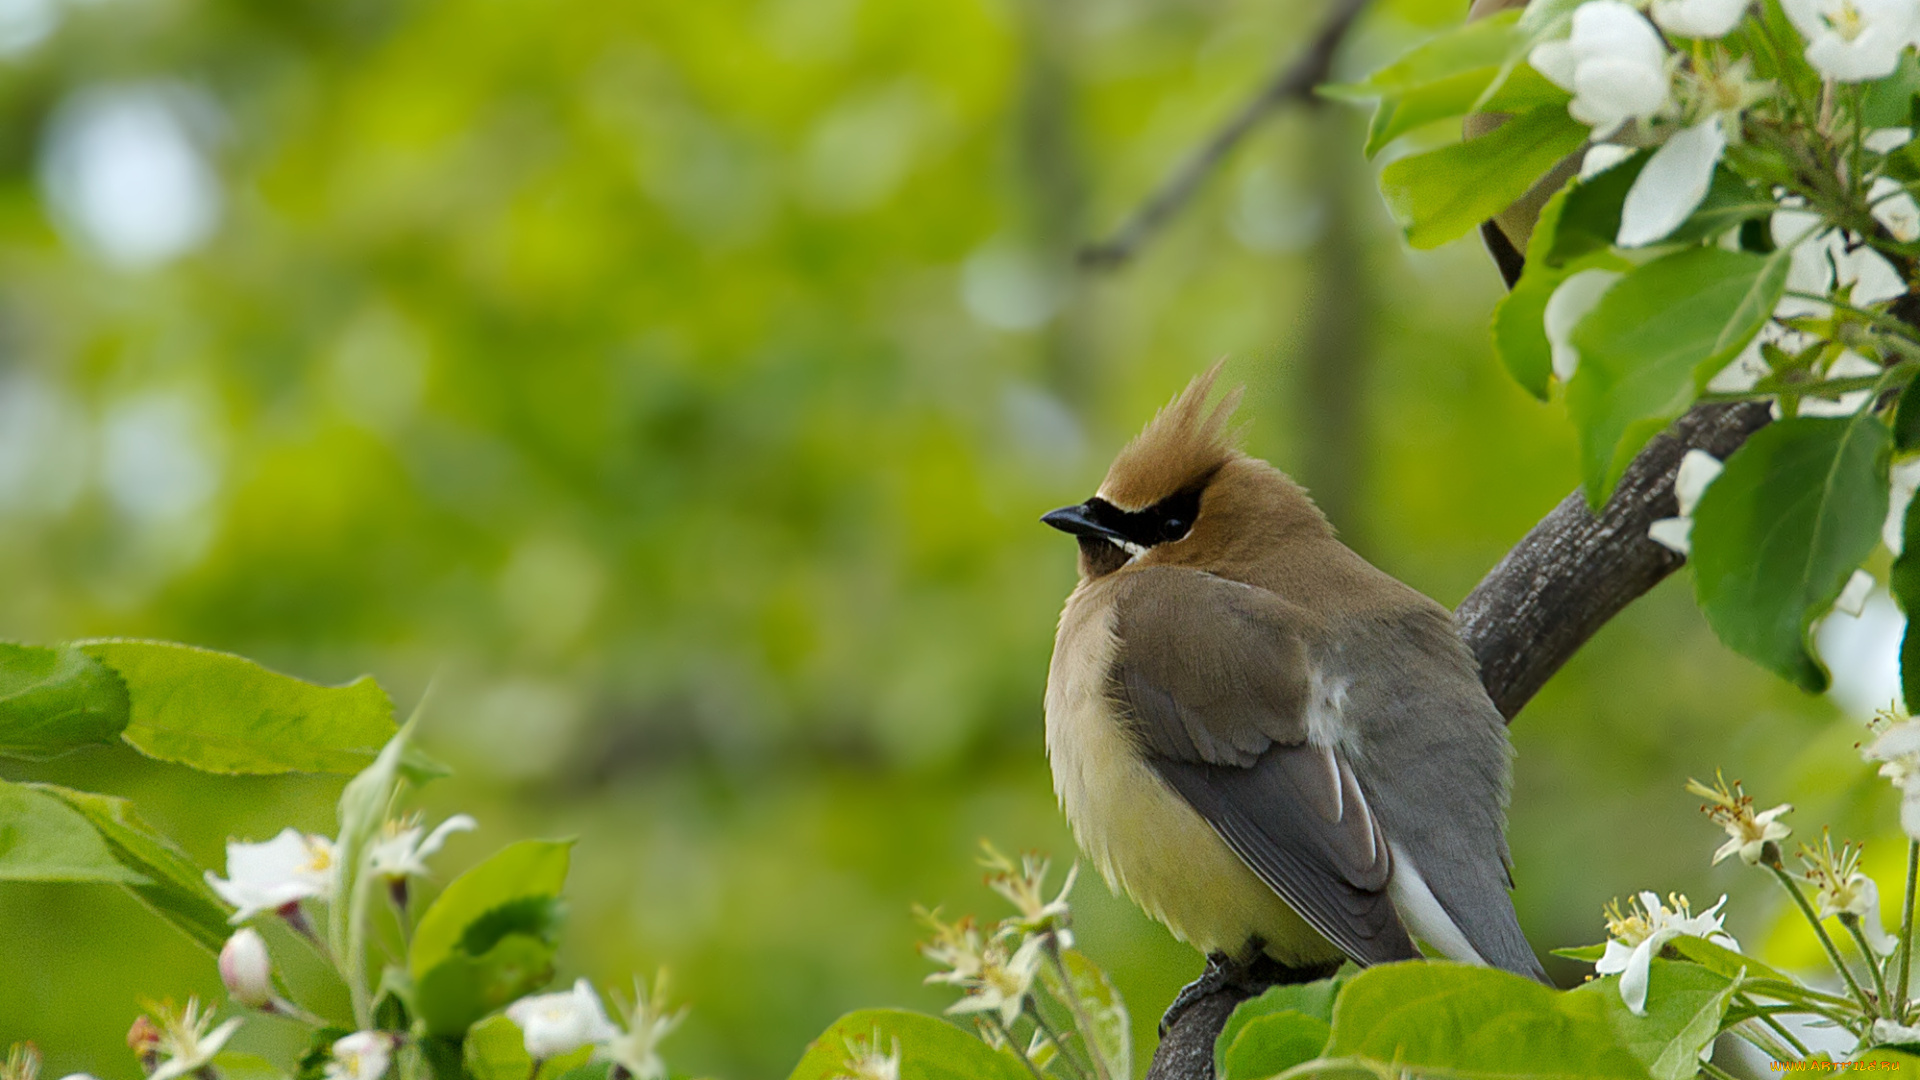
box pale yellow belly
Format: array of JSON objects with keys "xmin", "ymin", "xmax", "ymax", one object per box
[{"xmin": 1044, "ymin": 589, "xmax": 1340, "ymax": 966}]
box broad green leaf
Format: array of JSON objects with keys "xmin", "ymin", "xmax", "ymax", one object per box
[
  {"xmin": 1325, "ymin": 962, "xmax": 1650, "ymax": 1080},
  {"xmin": 1892, "ymin": 494, "xmax": 1920, "ymax": 707},
  {"xmin": 411, "ymin": 839, "xmax": 573, "ymax": 978},
  {"xmin": 1863, "ymin": 53, "xmax": 1920, "ymax": 128},
  {"xmin": 415, "ymin": 926, "xmax": 559, "ymax": 1037},
  {"xmin": 1379, "ymin": 104, "xmax": 1588, "ymax": 250},
  {"xmin": 1694, "ymin": 415, "xmax": 1891, "ymax": 691},
  {"xmin": 213, "ymin": 1053, "xmax": 292, "ymax": 1080},
  {"xmin": 1567, "ymin": 245, "xmax": 1790, "ymax": 503},
  {"xmin": 80, "ymin": 639, "xmax": 396, "ymax": 774},
  {"xmin": 1542, "ymin": 151, "xmax": 1650, "ymax": 268},
  {"xmin": 1329, "ymin": 11, "xmax": 1523, "ymax": 99},
  {"xmin": 1668, "ymin": 932, "xmax": 1792, "ymax": 984},
  {"xmin": 0, "ymin": 779, "xmax": 146, "ymax": 884},
  {"xmin": 0, "ymin": 642, "xmax": 129, "ymax": 760},
  {"xmin": 1220, "ymin": 1010, "xmax": 1330, "ymax": 1080},
  {"xmin": 1364, "ymin": 65, "xmax": 1567, "ymax": 159},
  {"xmin": 1495, "ymin": 246, "xmax": 1632, "ymax": 401},
  {"xmin": 1574, "ymin": 960, "xmax": 1736, "ymax": 1080},
  {"xmin": 785, "ymin": 1009, "xmax": 1030, "ymax": 1080},
  {"xmin": 332, "ymin": 719, "xmax": 416, "ymax": 1025},
  {"xmin": 1041, "ymin": 950, "xmax": 1129, "ymax": 1080},
  {"xmin": 1552, "ymin": 943, "xmax": 1606, "ymax": 961},
  {"xmin": 1895, "ymin": 379, "xmax": 1920, "ymax": 451},
  {"xmin": 464, "ymin": 1016, "xmax": 533, "ymax": 1080},
  {"xmin": 1216, "ymin": 976, "xmax": 1346, "ymax": 1075},
  {"xmin": 29, "ymin": 783, "xmax": 234, "ymax": 952}
]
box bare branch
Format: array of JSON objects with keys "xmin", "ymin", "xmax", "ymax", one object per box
[
  {"xmin": 1077, "ymin": 0, "xmax": 1371, "ymax": 271},
  {"xmin": 1142, "ymin": 398, "xmax": 1775, "ymax": 1080}
]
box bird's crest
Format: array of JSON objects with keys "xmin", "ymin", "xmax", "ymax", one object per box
[{"xmin": 1098, "ymin": 362, "xmax": 1243, "ymax": 510}]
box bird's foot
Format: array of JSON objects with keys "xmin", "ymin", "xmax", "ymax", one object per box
[
  {"xmin": 1159, "ymin": 952, "xmax": 1240, "ymax": 1038},
  {"xmin": 1157, "ymin": 946, "xmax": 1343, "ymax": 1037}
]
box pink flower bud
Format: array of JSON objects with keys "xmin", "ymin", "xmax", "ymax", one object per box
[{"xmin": 219, "ymin": 928, "xmax": 274, "ymax": 1008}]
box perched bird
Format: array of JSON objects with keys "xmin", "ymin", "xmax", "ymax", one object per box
[{"xmin": 1041, "ymin": 366, "xmax": 1546, "ymax": 1023}]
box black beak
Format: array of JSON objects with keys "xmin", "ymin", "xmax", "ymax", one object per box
[{"xmin": 1041, "ymin": 502, "xmax": 1124, "ymax": 543}]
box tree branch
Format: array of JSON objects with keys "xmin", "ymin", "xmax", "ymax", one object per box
[
  {"xmin": 1077, "ymin": 0, "xmax": 1371, "ymax": 271},
  {"xmin": 1142, "ymin": 398, "xmax": 1775, "ymax": 1080}
]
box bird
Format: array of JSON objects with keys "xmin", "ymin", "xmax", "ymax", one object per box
[{"xmin": 1040, "ymin": 364, "xmax": 1547, "ymax": 1028}]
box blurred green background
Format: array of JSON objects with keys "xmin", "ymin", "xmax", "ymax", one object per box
[{"xmin": 0, "ymin": 0, "xmax": 1904, "ymax": 1075}]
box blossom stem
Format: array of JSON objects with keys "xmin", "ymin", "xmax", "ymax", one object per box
[
  {"xmin": 1843, "ymin": 915, "xmax": 1892, "ymax": 1010},
  {"xmin": 1769, "ymin": 863, "xmax": 1877, "ymax": 1017},
  {"xmin": 1899, "ymin": 839, "xmax": 1919, "ymax": 1019},
  {"xmin": 1700, "ymin": 1060, "xmax": 1742, "ymax": 1080},
  {"xmin": 985, "ymin": 1014, "xmax": 1050, "ymax": 1080},
  {"xmin": 1041, "ymin": 939, "xmax": 1114, "ymax": 1080},
  {"xmin": 1736, "ymin": 995, "xmax": 1811, "ymax": 1058},
  {"xmin": 1023, "ymin": 1002, "xmax": 1093, "ymax": 1080}
]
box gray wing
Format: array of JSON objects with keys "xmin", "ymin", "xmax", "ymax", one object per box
[{"xmin": 1110, "ymin": 566, "xmax": 1420, "ymax": 966}]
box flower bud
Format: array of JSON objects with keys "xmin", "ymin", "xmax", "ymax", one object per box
[{"xmin": 219, "ymin": 928, "xmax": 275, "ymax": 1008}]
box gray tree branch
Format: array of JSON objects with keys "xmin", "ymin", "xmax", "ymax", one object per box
[
  {"xmin": 1077, "ymin": 0, "xmax": 1370, "ymax": 271},
  {"xmin": 1142, "ymin": 397, "xmax": 1776, "ymax": 1080}
]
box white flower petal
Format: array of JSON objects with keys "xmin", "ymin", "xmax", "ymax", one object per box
[
  {"xmin": 1836, "ymin": 569, "xmax": 1876, "ymax": 617},
  {"xmin": 1580, "ymin": 142, "xmax": 1637, "ymax": 179},
  {"xmin": 1704, "ymin": 337, "xmax": 1771, "ymax": 392},
  {"xmin": 1545, "ymin": 268, "xmax": 1623, "ymax": 381},
  {"xmin": 1651, "ymin": 0, "xmax": 1750, "ymax": 38},
  {"xmin": 1674, "ymin": 448, "xmax": 1725, "ymax": 516},
  {"xmin": 1619, "ymin": 117, "xmax": 1727, "ymax": 246},
  {"xmin": 1619, "ymin": 937, "xmax": 1660, "ymax": 1014},
  {"xmin": 1867, "ymin": 127, "xmax": 1915, "ymax": 153},
  {"xmin": 1885, "ymin": 458, "xmax": 1920, "ymax": 553},
  {"xmin": 1872, "ymin": 177, "xmax": 1920, "ymax": 242},
  {"xmin": 1648, "ymin": 516, "xmax": 1694, "ymax": 554}
]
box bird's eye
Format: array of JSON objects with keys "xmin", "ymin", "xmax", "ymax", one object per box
[{"xmin": 1162, "ymin": 517, "xmax": 1188, "ymax": 540}]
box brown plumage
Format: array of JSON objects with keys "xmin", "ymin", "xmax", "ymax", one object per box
[{"xmin": 1042, "ymin": 367, "xmax": 1544, "ymax": 1003}]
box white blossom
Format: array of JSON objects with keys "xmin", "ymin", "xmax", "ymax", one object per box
[
  {"xmin": 1782, "ymin": 0, "xmax": 1920, "ymax": 81},
  {"xmin": 1651, "ymin": 0, "xmax": 1751, "ymax": 37},
  {"xmin": 833, "ymin": 1032, "xmax": 900, "ymax": 1080},
  {"xmin": 1774, "ymin": 208, "xmax": 1907, "ymax": 319},
  {"xmin": 600, "ymin": 975, "xmax": 685, "ymax": 1080},
  {"xmin": 1530, "ymin": 1, "xmax": 1675, "ymax": 138},
  {"xmin": 1596, "ymin": 892, "xmax": 1739, "ymax": 1015},
  {"xmin": 507, "ymin": 979, "xmax": 617, "ymax": 1060},
  {"xmin": 1580, "ymin": 142, "xmax": 1637, "ymax": 179},
  {"xmin": 218, "ymin": 928, "xmax": 273, "ymax": 1009},
  {"xmin": 1545, "ymin": 268, "xmax": 1624, "ymax": 381},
  {"xmin": 1864, "ymin": 714, "xmax": 1920, "ymax": 838},
  {"xmin": 1874, "ymin": 1017, "xmax": 1920, "ymax": 1044},
  {"xmin": 206, "ymin": 828, "xmax": 335, "ymax": 922},
  {"xmin": 1873, "ymin": 176, "xmax": 1920, "ymax": 242},
  {"xmin": 323, "ymin": 1033, "xmax": 393, "ymax": 1080},
  {"xmin": 1648, "ymin": 449, "xmax": 1724, "ymax": 555},
  {"xmin": 1868, "ymin": 127, "xmax": 1916, "ymax": 153},
  {"xmin": 1620, "ymin": 116, "xmax": 1728, "ymax": 247},
  {"xmin": 1834, "ymin": 569, "xmax": 1877, "ymax": 618},
  {"xmin": 944, "ymin": 934, "xmax": 1046, "ymax": 1026},
  {"xmin": 367, "ymin": 813, "xmax": 475, "ymax": 881},
  {"xmin": 147, "ymin": 998, "xmax": 242, "ymax": 1080}
]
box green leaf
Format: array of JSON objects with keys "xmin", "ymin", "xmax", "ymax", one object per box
[
  {"xmin": 28, "ymin": 783, "xmax": 234, "ymax": 952},
  {"xmin": 1574, "ymin": 960, "xmax": 1736, "ymax": 1080},
  {"xmin": 410, "ymin": 838, "xmax": 574, "ymax": 978},
  {"xmin": 1664, "ymin": 168, "xmax": 1778, "ymax": 247},
  {"xmin": 1552, "ymin": 943, "xmax": 1607, "ymax": 962},
  {"xmin": 1863, "ymin": 53, "xmax": 1920, "ymax": 128},
  {"xmin": 79, "ymin": 639, "xmax": 396, "ymax": 774},
  {"xmin": 785, "ymin": 1009, "xmax": 1031, "ymax": 1080},
  {"xmin": 1215, "ymin": 977, "xmax": 1345, "ymax": 1075},
  {"xmin": 1694, "ymin": 414, "xmax": 1892, "ymax": 691},
  {"xmin": 1363, "ymin": 65, "xmax": 1568, "ymax": 159},
  {"xmin": 1220, "ymin": 1011, "xmax": 1331, "ymax": 1080},
  {"xmin": 1325, "ymin": 962, "xmax": 1651, "ymax": 1080},
  {"xmin": 415, "ymin": 927, "xmax": 560, "ymax": 1037},
  {"xmin": 1567, "ymin": 245, "xmax": 1790, "ymax": 503},
  {"xmin": 1895, "ymin": 379, "xmax": 1920, "ymax": 452},
  {"xmin": 1038, "ymin": 950, "xmax": 1128, "ymax": 1080},
  {"xmin": 464, "ymin": 1015, "xmax": 533, "ymax": 1080},
  {"xmin": 1329, "ymin": 11, "xmax": 1524, "ymax": 100},
  {"xmin": 332, "ymin": 719, "xmax": 417, "ymax": 1027},
  {"xmin": 1379, "ymin": 104, "xmax": 1588, "ymax": 250},
  {"xmin": 0, "ymin": 642, "xmax": 130, "ymax": 760},
  {"xmin": 1542, "ymin": 152, "xmax": 1650, "ymax": 268},
  {"xmin": 1891, "ymin": 494, "xmax": 1920, "ymax": 707},
  {"xmin": 212, "ymin": 1053, "xmax": 292, "ymax": 1080},
  {"xmin": 1668, "ymin": 932, "xmax": 1792, "ymax": 984},
  {"xmin": 0, "ymin": 779, "xmax": 146, "ymax": 884}
]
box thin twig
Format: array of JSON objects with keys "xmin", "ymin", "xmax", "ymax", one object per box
[
  {"xmin": 1078, "ymin": 0, "xmax": 1372, "ymax": 270},
  {"xmin": 1899, "ymin": 839, "xmax": 1918, "ymax": 1019},
  {"xmin": 1769, "ymin": 864, "xmax": 1876, "ymax": 1020}
]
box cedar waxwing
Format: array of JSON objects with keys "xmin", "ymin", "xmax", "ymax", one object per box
[{"xmin": 1041, "ymin": 366, "xmax": 1547, "ymax": 1014}]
